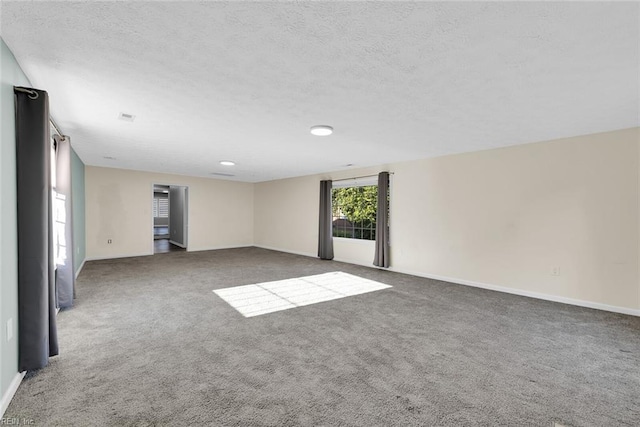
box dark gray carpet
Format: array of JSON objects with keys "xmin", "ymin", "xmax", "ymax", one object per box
[{"xmin": 6, "ymin": 247, "xmax": 640, "ymax": 426}]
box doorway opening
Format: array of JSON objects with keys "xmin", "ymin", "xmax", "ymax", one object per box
[{"xmin": 153, "ymin": 184, "xmax": 188, "ymax": 254}]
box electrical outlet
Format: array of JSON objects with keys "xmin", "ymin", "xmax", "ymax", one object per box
[
  {"xmin": 7, "ymin": 318, "xmax": 13, "ymax": 341},
  {"xmin": 551, "ymin": 266, "xmax": 561, "ymax": 276},
  {"xmin": 107, "ymin": 239, "xmax": 112, "ymax": 244}
]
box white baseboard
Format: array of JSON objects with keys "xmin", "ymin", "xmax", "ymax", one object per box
[
  {"xmin": 333, "ymin": 257, "xmax": 381, "ymax": 269},
  {"xmin": 74, "ymin": 258, "xmax": 86, "ymax": 279},
  {"xmin": 85, "ymin": 252, "xmax": 152, "ymax": 262},
  {"xmin": 258, "ymin": 246, "xmax": 383, "ymax": 270},
  {"xmin": 252, "ymin": 244, "xmax": 316, "ymax": 259},
  {"xmin": 254, "ymin": 245, "xmax": 381, "ymax": 271},
  {"xmin": 85, "ymin": 245, "xmax": 640, "ymax": 317},
  {"xmin": 252, "ymin": 246, "xmax": 640, "ymax": 317},
  {"xmin": 1, "ymin": 371, "xmax": 25, "ymax": 419},
  {"xmin": 188, "ymin": 244, "xmax": 253, "ymax": 253},
  {"xmin": 387, "ymin": 267, "xmax": 640, "ymax": 317},
  {"xmin": 86, "ymin": 245, "xmax": 255, "ymax": 259}
]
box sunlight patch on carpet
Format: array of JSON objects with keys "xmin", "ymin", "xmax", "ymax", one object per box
[{"xmin": 213, "ymin": 271, "xmax": 392, "ymax": 317}]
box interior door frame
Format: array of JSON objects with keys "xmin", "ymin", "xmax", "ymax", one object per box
[
  {"xmin": 151, "ymin": 183, "xmax": 189, "ymax": 253},
  {"xmin": 168, "ymin": 185, "xmax": 188, "ymax": 249}
]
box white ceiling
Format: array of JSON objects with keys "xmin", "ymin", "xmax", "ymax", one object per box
[{"xmin": 1, "ymin": 2, "xmax": 638, "ymax": 182}]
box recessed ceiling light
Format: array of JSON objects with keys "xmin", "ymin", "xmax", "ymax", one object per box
[
  {"xmin": 103, "ymin": 156, "xmax": 116, "ymax": 160},
  {"xmin": 118, "ymin": 112, "xmax": 135, "ymax": 122},
  {"xmin": 211, "ymin": 172, "xmax": 235, "ymax": 177},
  {"xmin": 220, "ymin": 161, "xmax": 235, "ymax": 166},
  {"xmin": 310, "ymin": 125, "xmax": 333, "ymax": 136}
]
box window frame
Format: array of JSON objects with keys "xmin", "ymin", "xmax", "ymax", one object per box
[{"xmin": 331, "ymin": 178, "xmax": 378, "ymax": 241}]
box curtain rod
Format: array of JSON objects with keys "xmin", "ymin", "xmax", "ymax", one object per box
[
  {"xmin": 333, "ymin": 172, "xmax": 394, "ymax": 183},
  {"xmin": 50, "ymin": 118, "xmax": 65, "ymax": 139}
]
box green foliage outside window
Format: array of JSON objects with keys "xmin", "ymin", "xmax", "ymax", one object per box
[{"xmin": 332, "ymin": 186, "xmax": 378, "ymax": 240}]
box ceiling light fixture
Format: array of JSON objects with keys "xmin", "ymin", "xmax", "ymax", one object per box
[
  {"xmin": 220, "ymin": 160, "xmax": 235, "ymax": 166},
  {"xmin": 310, "ymin": 125, "xmax": 333, "ymax": 136}
]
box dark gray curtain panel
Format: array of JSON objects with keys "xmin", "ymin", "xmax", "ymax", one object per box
[
  {"xmin": 318, "ymin": 180, "xmax": 334, "ymax": 260},
  {"xmin": 53, "ymin": 134, "xmax": 75, "ymax": 308},
  {"xmin": 373, "ymin": 172, "xmax": 390, "ymax": 267},
  {"xmin": 14, "ymin": 86, "xmax": 59, "ymax": 371}
]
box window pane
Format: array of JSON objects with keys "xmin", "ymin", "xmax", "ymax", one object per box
[
  {"xmin": 153, "ymin": 197, "xmax": 169, "ymax": 218},
  {"xmin": 158, "ymin": 199, "xmax": 169, "ymax": 217},
  {"xmin": 332, "ymin": 185, "xmax": 377, "ymax": 241}
]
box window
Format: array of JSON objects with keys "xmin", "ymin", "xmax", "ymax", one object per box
[
  {"xmin": 153, "ymin": 197, "xmax": 169, "ymax": 218},
  {"xmin": 51, "ymin": 135, "xmax": 67, "ymax": 267},
  {"xmin": 332, "ymin": 178, "xmax": 378, "ymax": 240}
]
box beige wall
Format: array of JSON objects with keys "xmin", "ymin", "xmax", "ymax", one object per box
[
  {"xmin": 394, "ymin": 128, "xmax": 638, "ymax": 310},
  {"xmin": 86, "ymin": 167, "xmax": 253, "ymax": 259},
  {"xmin": 85, "ymin": 129, "xmax": 639, "ymax": 312},
  {"xmin": 253, "ymin": 174, "xmax": 319, "ymax": 256},
  {"xmin": 254, "ymin": 128, "xmax": 640, "ymax": 311},
  {"xmin": 253, "ymin": 165, "xmax": 386, "ymax": 260}
]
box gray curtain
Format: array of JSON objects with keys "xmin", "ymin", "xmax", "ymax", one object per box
[
  {"xmin": 373, "ymin": 172, "xmax": 390, "ymax": 267},
  {"xmin": 318, "ymin": 180, "xmax": 334, "ymax": 260},
  {"xmin": 14, "ymin": 86, "xmax": 59, "ymax": 371},
  {"xmin": 53, "ymin": 135, "xmax": 75, "ymax": 308}
]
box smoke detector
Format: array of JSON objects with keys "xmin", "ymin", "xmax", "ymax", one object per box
[{"xmin": 118, "ymin": 112, "xmax": 136, "ymax": 122}]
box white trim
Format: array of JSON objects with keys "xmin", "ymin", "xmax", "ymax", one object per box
[
  {"xmin": 86, "ymin": 245, "xmax": 254, "ymax": 259},
  {"xmin": 150, "ymin": 183, "xmax": 156, "ymax": 255},
  {"xmin": 74, "ymin": 258, "xmax": 86, "ymax": 279},
  {"xmin": 1, "ymin": 371, "xmax": 25, "ymax": 418},
  {"xmin": 253, "ymin": 244, "xmax": 316, "ymax": 259},
  {"xmin": 252, "ymin": 246, "xmax": 640, "ymax": 317},
  {"xmin": 85, "ymin": 245, "xmax": 640, "ymax": 317},
  {"xmin": 151, "ymin": 183, "xmax": 190, "ymax": 252},
  {"xmin": 333, "ymin": 257, "xmax": 376, "ymax": 268},
  {"xmin": 85, "ymin": 252, "xmax": 152, "ymax": 262},
  {"xmin": 189, "ymin": 244, "xmax": 254, "ymax": 253},
  {"xmin": 386, "ymin": 267, "xmax": 640, "ymax": 317}
]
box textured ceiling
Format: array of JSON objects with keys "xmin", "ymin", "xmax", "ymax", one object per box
[{"xmin": 1, "ymin": 2, "xmax": 638, "ymax": 182}]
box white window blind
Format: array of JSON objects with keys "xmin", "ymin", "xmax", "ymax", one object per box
[{"xmin": 153, "ymin": 197, "xmax": 169, "ymax": 218}]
